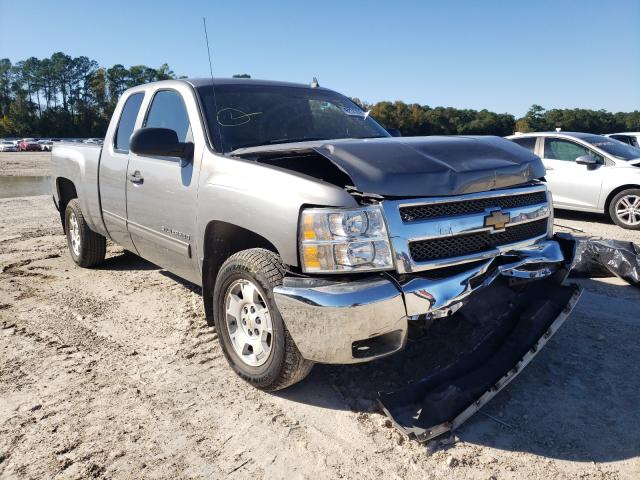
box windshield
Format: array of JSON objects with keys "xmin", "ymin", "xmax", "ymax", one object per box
[
  {"xmin": 197, "ymin": 84, "xmax": 389, "ymax": 152},
  {"xmin": 583, "ymin": 135, "xmax": 640, "ymax": 161}
]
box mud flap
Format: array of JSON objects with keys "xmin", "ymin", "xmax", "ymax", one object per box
[{"xmin": 378, "ymin": 277, "xmax": 582, "ymax": 442}]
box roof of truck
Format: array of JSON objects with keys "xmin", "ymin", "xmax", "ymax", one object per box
[{"xmin": 184, "ymin": 77, "xmax": 329, "ymax": 90}]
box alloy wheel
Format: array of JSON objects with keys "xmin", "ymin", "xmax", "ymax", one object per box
[
  {"xmin": 615, "ymin": 194, "xmax": 640, "ymax": 226},
  {"xmin": 224, "ymin": 279, "xmax": 274, "ymax": 367}
]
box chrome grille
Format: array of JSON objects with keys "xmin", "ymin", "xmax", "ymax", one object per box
[
  {"xmin": 399, "ymin": 191, "xmax": 547, "ymax": 222},
  {"xmin": 409, "ymin": 219, "xmax": 548, "ymax": 262},
  {"xmin": 380, "ymin": 184, "xmax": 551, "ymax": 274}
]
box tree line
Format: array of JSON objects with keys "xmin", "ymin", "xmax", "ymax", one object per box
[
  {"xmin": 1, "ymin": 53, "xmax": 639, "ymax": 138},
  {"xmin": 0, "ymin": 53, "xmax": 177, "ymax": 138},
  {"xmin": 359, "ymin": 101, "xmax": 640, "ymax": 137}
]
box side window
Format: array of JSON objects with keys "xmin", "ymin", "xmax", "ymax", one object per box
[
  {"xmin": 511, "ymin": 137, "xmax": 537, "ymax": 153},
  {"xmin": 544, "ymin": 138, "xmax": 603, "ymax": 163},
  {"xmin": 144, "ymin": 90, "xmax": 191, "ymax": 142},
  {"xmin": 611, "ymin": 135, "xmax": 630, "ymax": 145},
  {"xmin": 114, "ymin": 93, "xmax": 144, "ymax": 152}
]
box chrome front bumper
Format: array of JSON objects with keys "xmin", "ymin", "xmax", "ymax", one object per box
[{"xmin": 274, "ymin": 239, "xmax": 570, "ymax": 364}]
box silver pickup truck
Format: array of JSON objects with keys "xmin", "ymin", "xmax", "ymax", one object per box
[{"xmin": 51, "ymin": 78, "xmax": 581, "ymax": 436}]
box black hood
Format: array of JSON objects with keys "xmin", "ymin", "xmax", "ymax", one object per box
[{"xmin": 233, "ymin": 136, "xmax": 545, "ymax": 197}]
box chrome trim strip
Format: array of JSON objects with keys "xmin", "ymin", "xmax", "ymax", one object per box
[{"xmin": 400, "ymin": 203, "xmax": 550, "ymax": 242}]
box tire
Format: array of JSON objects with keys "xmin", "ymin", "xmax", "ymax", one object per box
[
  {"xmin": 213, "ymin": 248, "xmax": 313, "ymax": 391},
  {"xmin": 608, "ymin": 189, "xmax": 640, "ymax": 230},
  {"xmin": 64, "ymin": 198, "xmax": 107, "ymax": 267}
]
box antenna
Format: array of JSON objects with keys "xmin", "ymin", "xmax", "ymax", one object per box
[
  {"xmin": 203, "ymin": 17, "xmax": 223, "ymax": 151},
  {"xmin": 203, "ymin": 17, "xmax": 215, "ymax": 84}
]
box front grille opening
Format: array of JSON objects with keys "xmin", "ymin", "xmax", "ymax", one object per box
[
  {"xmin": 400, "ymin": 191, "xmax": 547, "ymax": 223},
  {"xmin": 409, "ymin": 219, "xmax": 548, "ymax": 263}
]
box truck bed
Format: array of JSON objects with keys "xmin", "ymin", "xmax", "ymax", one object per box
[{"xmin": 50, "ymin": 142, "xmax": 107, "ymax": 236}]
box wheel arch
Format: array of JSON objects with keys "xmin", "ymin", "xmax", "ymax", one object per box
[
  {"xmin": 56, "ymin": 177, "xmax": 78, "ymax": 232},
  {"xmin": 201, "ymin": 220, "xmax": 281, "ymax": 325}
]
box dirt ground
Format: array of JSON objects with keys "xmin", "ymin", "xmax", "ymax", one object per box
[
  {"xmin": 1, "ymin": 154, "xmax": 639, "ymax": 479},
  {"xmin": 0, "ymin": 152, "xmax": 50, "ymax": 177}
]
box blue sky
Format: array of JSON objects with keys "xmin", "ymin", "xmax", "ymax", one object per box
[{"xmin": 1, "ymin": 0, "xmax": 638, "ymax": 116}]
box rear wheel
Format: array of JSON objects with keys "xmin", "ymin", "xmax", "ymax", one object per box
[
  {"xmin": 609, "ymin": 189, "xmax": 640, "ymax": 230},
  {"xmin": 64, "ymin": 199, "xmax": 106, "ymax": 267},
  {"xmin": 213, "ymin": 248, "xmax": 313, "ymax": 391}
]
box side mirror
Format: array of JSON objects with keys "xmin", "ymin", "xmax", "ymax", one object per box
[
  {"xmin": 130, "ymin": 128, "xmax": 193, "ymax": 160},
  {"xmin": 575, "ymin": 154, "xmax": 597, "ymax": 167},
  {"xmin": 387, "ymin": 128, "xmax": 402, "ymax": 137}
]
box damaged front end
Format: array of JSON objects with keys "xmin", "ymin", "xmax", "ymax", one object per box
[
  {"xmin": 275, "ymin": 236, "xmax": 583, "ymax": 441},
  {"xmin": 272, "ymin": 179, "xmax": 588, "ymax": 440},
  {"xmin": 274, "ymin": 235, "xmax": 583, "ymax": 441}
]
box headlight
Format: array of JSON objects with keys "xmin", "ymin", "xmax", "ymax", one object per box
[{"xmin": 300, "ymin": 205, "xmax": 393, "ymax": 273}]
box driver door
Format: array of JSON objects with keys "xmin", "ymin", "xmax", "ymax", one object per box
[
  {"xmin": 125, "ymin": 88, "xmax": 200, "ymax": 283},
  {"xmin": 541, "ymin": 137, "xmax": 606, "ymax": 210}
]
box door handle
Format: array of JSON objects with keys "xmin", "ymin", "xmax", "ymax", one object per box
[{"xmin": 128, "ymin": 171, "xmax": 144, "ymax": 185}]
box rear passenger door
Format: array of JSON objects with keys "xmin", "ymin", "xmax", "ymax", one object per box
[
  {"xmin": 99, "ymin": 91, "xmax": 144, "ymax": 252},
  {"xmin": 541, "ymin": 137, "xmax": 605, "ymax": 210},
  {"xmin": 125, "ymin": 88, "xmax": 200, "ymax": 283}
]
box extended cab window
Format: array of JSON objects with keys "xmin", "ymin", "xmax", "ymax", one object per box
[
  {"xmin": 114, "ymin": 93, "xmax": 144, "ymax": 152},
  {"xmin": 511, "ymin": 137, "xmax": 537, "ymax": 152},
  {"xmin": 544, "ymin": 138, "xmax": 602, "ymax": 163},
  {"xmin": 144, "ymin": 90, "xmax": 191, "ymax": 142}
]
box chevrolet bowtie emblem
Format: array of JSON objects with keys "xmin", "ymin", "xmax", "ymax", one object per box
[{"xmin": 484, "ymin": 209, "xmax": 510, "ymax": 232}]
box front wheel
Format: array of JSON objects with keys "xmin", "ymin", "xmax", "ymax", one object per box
[
  {"xmin": 609, "ymin": 189, "xmax": 640, "ymax": 230},
  {"xmin": 213, "ymin": 248, "xmax": 313, "ymax": 391}
]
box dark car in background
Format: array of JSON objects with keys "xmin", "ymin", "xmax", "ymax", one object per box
[{"xmin": 18, "ymin": 138, "xmax": 41, "ymax": 151}]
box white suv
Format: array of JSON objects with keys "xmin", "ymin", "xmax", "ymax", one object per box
[{"xmin": 507, "ymin": 132, "xmax": 640, "ymax": 229}]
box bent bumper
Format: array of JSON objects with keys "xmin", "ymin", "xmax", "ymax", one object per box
[{"xmin": 274, "ymin": 239, "xmax": 572, "ymax": 364}]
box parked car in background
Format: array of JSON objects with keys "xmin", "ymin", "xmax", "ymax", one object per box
[
  {"xmin": 507, "ymin": 132, "xmax": 640, "ymax": 229},
  {"xmin": 605, "ymin": 132, "xmax": 640, "ymax": 148},
  {"xmin": 38, "ymin": 140, "xmax": 54, "ymax": 151},
  {"xmin": 83, "ymin": 138, "xmax": 104, "ymax": 145},
  {"xmin": 18, "ymin": 138, "xmax": 41, "ymax": 152},
  {"xmin": 0, "ymin": 140, "xmax": 19, "ymax": 152}
]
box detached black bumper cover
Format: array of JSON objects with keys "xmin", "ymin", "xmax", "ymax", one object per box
[
  {"xmin": 560, "ymin": 233, "xmax": 640, "ymax": 288},
  {"xmin": 378, "ymin": 234, "xmax": 640, "ymax": 442}
]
